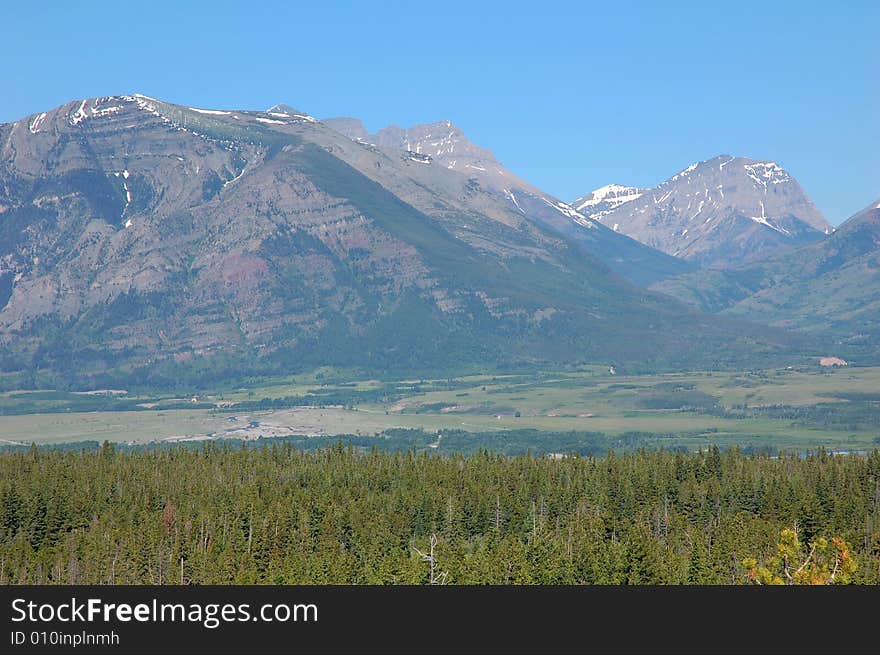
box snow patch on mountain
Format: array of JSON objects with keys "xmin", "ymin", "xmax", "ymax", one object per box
[
  {"xmin": 573, "ymin": 184, "xmax": 643, "ymax": 212},
  {"xmin": 265, "ymin": 104, "xmax": 316, "ymax": 122},
  {"xmin": 744, "ymin": 162, "xmax": 791, "ymax": 191},
  {"xmin": 125, "ymin": 94, "xmax": 166, "ymax": 121},
  {"xmin": 404, "ymin": 151, "xmax": 432, "ymax": 165},
  {"xmin": 69, "ymin": 100, "xmax": 89, "ymax": 125},
  {"xmin": 504, "ymin": 189, "xmax": 525, "ymax": 214},
  {"xmin": 189, "ymin": 108, "xmax": 232, "ymax": 116},
  {"xmin": 114, "ymin": 171, "xmax": 132, "ymax": 214},
  {"xmin": 542, "ymin": 198, "xmax": 595, "ymax": 228},
  {"xmin": 670, "ymin": 162, "xmax": 699, "ymax": 182},
  {"xmin": 749, "ymin": 200, "xmax": 789, "ymax": 234},
  {"xmin": 28, "ymin": 113, "xmax": 47, "ymax": 134}
]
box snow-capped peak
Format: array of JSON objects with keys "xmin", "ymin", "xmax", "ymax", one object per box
[{"xmin": 573, "ymin": 184, "xmax": 643, "ymax": 213}]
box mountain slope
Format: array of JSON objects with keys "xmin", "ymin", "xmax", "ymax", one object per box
[
  {"xmin": 323, "ymin": 117, "xmax": 695, "ymax": 285},
  {"xmin": 651, "ymin": 200, "xmax": 880, "ymax": 342},
  {"xmin": 577, "ymin": 156, "xmax": 831, "ymax": 268},
  {"xmin": 0, "ymin": 96, "xmax": 801, "ymax": 386}
]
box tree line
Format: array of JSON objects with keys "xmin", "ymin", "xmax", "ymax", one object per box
[{"xmin": 1, "ymin": 444, "xmax": 878, "ymax": 584}]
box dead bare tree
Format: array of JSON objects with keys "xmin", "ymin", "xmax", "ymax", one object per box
[{"xmin": 413, "ymin": 534, "xmax": 448, "ymax": 585}]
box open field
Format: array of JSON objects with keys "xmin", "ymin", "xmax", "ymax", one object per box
[{"xmin": 1, "ymin": 366, "xmax": 878, "ymax": 452}]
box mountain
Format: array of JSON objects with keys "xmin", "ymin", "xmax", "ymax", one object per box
[
  {"xmin": 0, "ymin": 95, "xmax": 796, "ymax": 386},
  {"xmin": 576, "ymin": 156, "xmax": 831, "ymax": 268},
  {"xmin": 323, "ymin": 117, "xmax": 695, "ymax": 286},
  {"xmin": 652, "ymin": 199, "xmax": 880, "ymax": 343}
]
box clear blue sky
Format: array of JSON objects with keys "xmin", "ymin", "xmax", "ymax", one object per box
[{"xmin": 2, "ymin": 1, "xmax": 877, "ymax": 224}]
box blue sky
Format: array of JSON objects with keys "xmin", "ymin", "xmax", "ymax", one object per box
[{"xmin": 2, "ymin": 1, "xmax": 877, "ymax": 224}]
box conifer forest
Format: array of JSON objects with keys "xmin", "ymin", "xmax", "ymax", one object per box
[{"xmin": 2, "ymin": 444, "xmax": 877, "ymax": 585}]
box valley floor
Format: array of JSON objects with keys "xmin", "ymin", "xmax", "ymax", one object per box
[{"xmin": 2, "ymin": 365, "xmax": 879, "ymax": 454}]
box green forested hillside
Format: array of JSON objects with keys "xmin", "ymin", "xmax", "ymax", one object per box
[
  {"xmin": 2, "ymin": 444, "xmax": 878, "ymax": 584},
  {"xmin": 652, "ymin": 201, "xmax": 880, "ymax": 348}
]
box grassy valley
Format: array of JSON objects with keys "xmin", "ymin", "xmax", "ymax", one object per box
[{"xmin": 3, "ymin": 365, "xmax": 878, "ymax": 455}]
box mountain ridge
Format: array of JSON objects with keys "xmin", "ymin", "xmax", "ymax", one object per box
[
  {"xmin": 0, "ymin": 94, "xmax": 801, "ymax": 386},
  {"xmin": 323, "ymin": 115, "xmax": 695, "ymax": 285}
]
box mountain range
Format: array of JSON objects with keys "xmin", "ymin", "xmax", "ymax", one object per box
[
  {"xmin": 322, "ymin": 116, "xmax": 695, "ymax": 286},
  {"xmin": 0, "ymin": 95, "xmax": 801, "ymax": 387}
]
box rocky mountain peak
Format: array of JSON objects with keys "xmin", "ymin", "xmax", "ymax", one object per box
[
  {"xmin": 376, "ymin": 121, "xmax": 497, "ymax": 168},
  {"xmin": 576, "ymin": 155, "xmax": 831, "ymax": 267}
]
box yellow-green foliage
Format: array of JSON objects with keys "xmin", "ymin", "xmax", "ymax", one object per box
[{"xmin": 744, "ymin": 528, "xmax": 857, "ymax": 585}]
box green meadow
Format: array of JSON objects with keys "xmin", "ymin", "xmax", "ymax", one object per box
[{"xmin": 2, "ymin": 365, "xmax": 878, "ymax": 453}]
